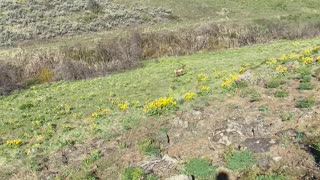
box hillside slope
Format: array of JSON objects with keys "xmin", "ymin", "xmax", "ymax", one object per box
[{"xmin": 0, "ymin": 38, "xmax": 320, "ymax": 179}]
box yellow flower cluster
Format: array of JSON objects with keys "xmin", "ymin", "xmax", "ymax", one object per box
[
  {"xmin": 6, "ymin": 139, "xmax": 22, "ymax": 146},
  {"xmin": 201, "ymin": 86, "xmax": 210, "ymax": 92},
  {"xmin": 130, "ymin": 101, "xmax": 140, "ymax": 106},
  {"xmin": 239, "ymin": 67, "xmax": 246, "ymax": 74},
  {"xmin": 266, "ymin": 58, "xmax": 277, "ymax": 66},
  {"xmin": 91, "ymin": 108, "xmax": 110, "ymax": 118},
  {"xmin": 304, "ymin": 49, "xmax": 311, "ymax": 56},
  {"xmin": 280, "ymin": 54, "xmax": 287, "ymax": 61},
  {"xmin": 288, "ymin": 53, "xmax": 296, "ymax": 59},
  {"xmin": 91, "ymin": 123, "xmax": 97, "ymax": 130},
  {"xmin": 91, "ymin": 112, "xmax": 99, "ymax": 118},
  {"xmin": 303, "ymin": 57, "xmax": 313, "ymax": 64},
  {"xmin": 184, "ymin": 93, "xmax": 195, "ymax": 100},
  {"xmin": 118, "ymin": 103, "xmax": 129, "ymax": 111},
  {"xmin": 275, "ymin": 65, "xmax": 288, "ymax": 73},
  {"xmin": 221, "ymin": 74, "xmax": 240, "ymax": 88},
  {"xmin": 317, "ymin": 56, "xmax": 320, "ymax": 62},
  {"xmin": 198, "ymin": 73, "xmax": 209, "ymax": 82},
  {"xmin": 144, "ymin": 97, "xmax": 177, "ymax": 114},
  {"xmin": 63, "ymin": 125, "xmax": 72, "ymax": 130}
]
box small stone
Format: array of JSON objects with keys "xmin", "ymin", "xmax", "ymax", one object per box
[
  {"xmin": 269, "ymin": 139, "xmax": 276, "ymax": 144},
  {"xmin": 165, "ymin": 175, "xmax": 192, "ymax": 180},
  {"xmin": 273, "ymin": 156, "xmax": 282, "ymax": 162},
  {"xmin": 191, "ymin": 110, "xmax": 202, "ymax": 116}
]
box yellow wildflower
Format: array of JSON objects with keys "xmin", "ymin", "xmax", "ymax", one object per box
[
  {"xmin": 63, "ymin": 125, "xmax": 72, "ymax": 130},
  {"xmin": 131, "ymin": 101, "xmax": 140, "ymax": 106},
  {"xmin": 91, "ymin": 112, "xmax": 99, "ymax": 118},
  {"xmin": 229, "ymin": 74, "xmax": 240, "ymax": 81},
  {"xmin": 288, "ymin": 53, "xmax": 296, "ymax": 59},
  {"xmin": 239, "ymin": 67, "xmax": 246, "ymax": 74},
  {"xmin": 276, "ymin": 65, "xmax": 282, "ymax": 72},
  {"xmin": 197, "ymin": 73, "xmax": 206, "ymax": 79},
  {"xmin": 283, "ymin": 67, "xmax": 288, "ymax": 72},
  {"xmin": 198, "ymin": 73, "xmax": 209, "ymax": 82},
  {"xmin": 144, "ymin": 97, "xmax": 177, "ymax": 115},
  {"xmin": 316, "ymin": 56, "xmax": 320, "ymax": 62},
  {"xmin": 91, "ymin": 123, "xmax": 97, "ymax": 130},
  {"xmin": 201, "ymin": 86, "xmax": 210, "ymax": 91},
  {"xmin": 303, "ymin": 57, "xmax": 313, "ymax": 64},
  {"xmin": 118, "ymin": 103, "xmax": 129, "ymax": 111},
  {"xmin": 6, "ymin": 139, "xmax": 22, "ymax": 146},
  {"xmin": 221, "ymin": 79, "xmax": 232, "ymax": 87},
  {"xmin": 280, "ymin": 54, "xmax": 287, "ymax": 61},
  {"xmin": 32, "ymin": 121, "xmax": 41, "ymax": 127},
  {"xmin": 304, "ymin": 49, "xmax": 311, "ymax": 56},
  {"xmin": 276, "ymin": 65, "xmax": 288, "ymax": 73},
  {"xmin": 100, "ymin": 109, "xmax": 110, "ymax": 114},
  {"xmin": 184, "ymin": 93, "xmax": 195, "ymax": 100}
]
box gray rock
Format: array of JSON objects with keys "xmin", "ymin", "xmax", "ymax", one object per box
[
  {"xmin": 241, "ymin": 138, "xmax": 278, "ymax": 153},
  {"xmin": 165, "ymin": 175, "xmax": 192, "ymax": 180},
  {"xmin": 172, "ymin": 118, "xmax": 188, "ymax": 129}
]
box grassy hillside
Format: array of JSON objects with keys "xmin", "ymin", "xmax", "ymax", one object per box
[
  {"xmin": 116, "ymin": 0, "xmax": 320, "ymax": 21},
  {"xmin": 1, "ymin": 0, "xmax": 320, "ymax": 51},
  {"xmin": 1, "ymin": 38, "xmax": 320, "ymax": 179}
]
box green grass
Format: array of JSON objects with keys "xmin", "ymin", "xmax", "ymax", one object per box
[
  {"xmin": 138, "ymin": 138, "xmax": 161, "ymax": 156},
  {"xmin": 296, "ymin": 96, "xmax": 316, "ymax": 108},
  {"xmin": 274, "ymin": 89, "xmax": 289, "ymax": 98},
  {"xmin": 0, "ymin": 38, "xmax": 320, "ymax": 177},
  {"xmin": 298, "ymin": 82, "xmax": 314, "ymax": 90},
  {"xmin": 115, "ymin": 0, "xmax": 320, "ymax": 22},
  {"xmin": 266, "ymin": 77, "xmax": 284, "ymax": 88},
  {"xmin": 183, "ymin": 158, "xmax": 217, "ymax": 179},
  {"xmin": 224, "ymin": 151, "xmax": 256, "ymax": 170}
]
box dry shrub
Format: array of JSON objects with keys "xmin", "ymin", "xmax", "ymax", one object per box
[
  {"xmin": 53, "ymin": 59, "xmax": 97, "ymax": 81},
  {"xmin": 95, "ymin": 32, "xmax": 143, "ymax": 72},
  {"xmin": 0, "ymin": 61, "xmax": 24, "ymax": 96},
  {"xmin": 1, "ymin": 21, "xmax": 320, "ymax": 95}
]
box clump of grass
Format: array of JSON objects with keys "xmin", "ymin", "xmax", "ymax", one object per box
[
  {"xmin": 296, "ymin": 96, "xmax": 316, "ymax": 108},
  {"xmin": 122, "ymin": 167, "xmax": 144, "ymax": 180},
  {"xmin": 249, "ymin": 90, "xmax": 262, "ymax": 102},
  {"xmin": 82, "ymin": 150, "xmax": 102, "ymax": 165},
  {"xmin": 122, "ymin": 167, "xmax": 158, "ymax": 180},
  {"xmin": 224, "ymin": 151, "xmax": 256, "ymax": 170},
  {"xmin": 299, "ymin": 75, "xmax": 312, "ymax": 83},
  {"xmin": 183, "ymin": 158, "xmax": 217, "ymax": 179},
  {"xmin": 266, "ymin": 77, "xmax": 284, "ymax": 88},
  {"xmin": 274, "ymin": 89, "xmax": 289, "ymax": 98},
  {"xmin": 280, "ymin": 112, "xmax": 295, "ymax": 122},
  {"xmin": 298, "ymin": 82, "xmax": 314, "ymax": 90},
  {"xmin": 234, "ymin": 80, "xmax": 249, "ymax": 89},
  {"xmin": 258, "ymin": 105, "xmax": 269, "ymax": 112},
  {"xmin": 19, "ymin": 103, "xmax": 34, "ymax": 110},
  {"xmin": 138, "ymin": 138, "xmax": 161, "ymax": 156},
  {"xmin": 296, "ymin": 66, "xmax": 312, "ymax": 77},
  {"xmin": 240, "ymin": 88, "xmax": 262, "ymax": 102},
  {"xmin": 255, "ymin": 174, "xmax": 287, "ymax": 180}
]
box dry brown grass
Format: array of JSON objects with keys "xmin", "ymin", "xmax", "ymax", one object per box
[{"xmin": 1, "ymin": 21, "xmax": 320, "ymax": 95}]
